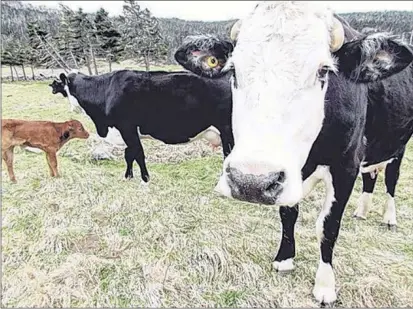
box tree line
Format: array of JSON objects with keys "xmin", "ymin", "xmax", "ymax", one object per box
[{"xmin": 1, "ymin": 0, "xmax": 412, "ymax": 81}]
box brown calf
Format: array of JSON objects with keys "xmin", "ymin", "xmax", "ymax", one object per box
[{"xmin": 2, "ymin": 119, "xmax": 89, "ymax": 183}]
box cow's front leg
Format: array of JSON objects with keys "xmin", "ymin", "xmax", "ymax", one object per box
[
  {"xmin": 273, "ymin": 205, "xmax": 299, "ymax": 273},
  {"xmin": 118, "ymin": 125, "xmax": 150, "ymax": 183},
  {"xmin": 313, "ymin": 166, "xmax": 358, "ymax": 305},
  {"xmin": 273, "ymin": 164, "xmax": 318, "ymax": 273},
  {"xmin": 218, "ymin": 124, "xmax": 234, "ymax": 158}
]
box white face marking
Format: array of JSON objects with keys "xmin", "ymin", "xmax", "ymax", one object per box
[
  {"xmin": 353, "ymin": 192, "xmax": 373, "ymax": 220},
  {"xmin": 63, "ymin": 84, "xmax": 83, "ymax": 114},
  {"xmin": 214, "ymin": 2, "xmax": 339, "ymax": 206}
]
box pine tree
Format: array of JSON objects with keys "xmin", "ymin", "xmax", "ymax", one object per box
[
  {"xmin": 121, "ymin": 0, "xmax": 167, "ymax": 71},
  {"xmin": 94, "ymin": 8, "xmax": 123, "ymax": 72},
  {"xmin": 68, "ymin": 8, "xmax": 99, "ymax": 75},
  {"xmin": 57, "ymin": 4, "xmax": 79, "ymax": 69}
]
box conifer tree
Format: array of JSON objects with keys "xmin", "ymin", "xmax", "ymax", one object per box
[{"xmin": 94, "ymin": 7, "xmax": 123, "ymax": 72}]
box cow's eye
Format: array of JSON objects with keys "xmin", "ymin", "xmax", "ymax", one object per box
[
  {"xmin": 317, "ymin": 66, "xmax": 330, "ymax": 88},
  {"xmin": 206, "ymin": 56, "xmax": 219, "ymax": 68}
]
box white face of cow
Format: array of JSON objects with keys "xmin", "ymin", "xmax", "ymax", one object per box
[{"xmin": 215, "ymin": 2, "xmax": 343, "ymax": 206}]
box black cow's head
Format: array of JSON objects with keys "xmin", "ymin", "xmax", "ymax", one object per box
[
  {"xmin": 174, "ymin": 34, "xmax": 234, "ymax": 78},
  {"xmin": 49, "ymin": 79, "xmax": 68, "ymax": 97}
]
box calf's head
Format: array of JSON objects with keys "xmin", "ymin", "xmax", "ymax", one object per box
[
  {"xmin": 183, "ymin": 2, "xmax": 413, "ymax": 206},
  {"xmin": 61, "ymin": 119, "xmax": 90, "ymax": 141}
]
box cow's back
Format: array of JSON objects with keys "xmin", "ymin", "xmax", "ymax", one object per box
[{"xmin": 105, "ymin": 71, "xmax": 229, "ymax": 142}]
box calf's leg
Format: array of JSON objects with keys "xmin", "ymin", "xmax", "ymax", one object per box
[
  {"xmin": 45, "ymin": 151, "xmax": 59, "ymax": 177},
  {"xmin": 118, "ymin": 126, "xmax": 150, "ymax": 182},
  {"xmin": 2, "ymin": 148, "xmax": 17, "ymax": 183},
  {"xmin": 382, "ymin": 148, "xmax": 405, "ymax": 229},
  {"xmin": 353, "ymin": 172, "xmax": 377, "ymax": 220},
  {"xmin": 313, "ymin": 165, "xmax": 358, "ymax": 305}
]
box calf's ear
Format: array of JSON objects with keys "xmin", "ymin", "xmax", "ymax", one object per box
[{"xmin": 334, "ymin": 34, "xmax": 413, "ymax": 83}]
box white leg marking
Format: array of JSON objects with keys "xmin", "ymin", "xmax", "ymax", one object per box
[
  {"xmin": 302, "ymin": 171, "xmax": 321, "ymax": 199},
  {"xmin": 272, "ymin": 258, "xmax": 294, "ymax": 272},
  {"xmin": 353, "ymin": 192, "xmax": 373, "ymax": 220},
  {"xmin": 313, "ymin": 167, "xmax": 337, "ymax": 303},
  {"xmin": 382, "ymin": 193, "xmax": 397, "ymax": 226},
  {"xmin": 315, "ymin": 167, "xmax": 335, "ymax": 243},
  {"xmin": 313, "ymin": 261, "xmax": 337, "ymax": 304}
]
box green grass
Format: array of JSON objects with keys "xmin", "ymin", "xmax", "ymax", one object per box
[{"xmin": 2, "ymin": 81, "xmax": 413, "ymax": 307}]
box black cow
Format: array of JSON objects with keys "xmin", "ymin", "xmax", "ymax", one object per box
[
  {"xmin": 178, "ymin": 3, "xmax": 413, "ymax": 305},
  {"xmin": 56, "ymin": 48, "xmax": 234, "ymax": 182}
]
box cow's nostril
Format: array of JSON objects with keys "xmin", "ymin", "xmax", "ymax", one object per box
[
  {"xmin": 264, "ymin": 171, "xmax": 286, "ymax": 194},
  {"xmin": 265, "ymin": 181, "xmax": 279, "ymax": 192},
  {"xmin": 278, "ymin": 171, "xmax": 286, "ymax": 183}
]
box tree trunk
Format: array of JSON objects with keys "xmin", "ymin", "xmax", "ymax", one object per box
[
  {"xmin": 70, "ymin": 50, "xmax": 79, "ymax": 69},
  {"xmin": 85, "ymin": 55, "xmax": 93, "ymax": 75},
  {"xmin": 30, "ymin": 64, "xmax": 35, "ymax": 80},
  {"xmin": 91, "ymin": 47, "xmax": 98, "ymax": 75},
  {"xmin": 108, "ymin": 57, "xmax": 112, "ymax": 72},
  {"xmin": 144, "ymin": 53, "xmax": 150, "ymax": 72},
  {"xmin": 13, "ymin": 66, "xmax": 19, "ymax": 80},
  {"xmin": 21, "ymin": 64, "xmax": 27, "ymax": 80},
  {"xmin": 10, "ymin": 65, "xmax": 14, "ymax": 82}
]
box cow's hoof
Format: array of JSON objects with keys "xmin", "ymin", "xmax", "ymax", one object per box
[
  {"xmin": 140, "ymin": 180, "xmax": 149, "ymax": 186},
  {"xmin": 313, "ymin": 285, "xmax": 337, "ymax": 307},
  {"xmin": 380, "ymin": 222, "xmax": 397, "ymax": 232},
  {"xmin": 124, "ymin": 171, "xmax": 134, "ymax": 179},
  {"xmin": 142, "ymin": 174, "xmax": 150, "ymax": 182},
  {"xmin": 273, "ymin": 258, "xmax": 294, "ymax": 274}
]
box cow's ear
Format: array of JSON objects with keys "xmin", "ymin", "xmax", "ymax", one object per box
[
  {"xmin": 59, "ymin": 73, "xmax": 68, "ymax": 85},
  {"xmin": 334, "ymin": 34, "xmax": 413, "ymax": 83},
  {"xmin": 174, "ymin": 47, "xmax": 192, "ymax": 71}
]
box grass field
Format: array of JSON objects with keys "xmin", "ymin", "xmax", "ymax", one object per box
[{"xmin": 1, "ymin": 80, "xmax": 413, "ymax": 308}]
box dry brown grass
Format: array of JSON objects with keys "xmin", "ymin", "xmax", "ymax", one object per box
[{"xmin": 1, "ymin": 81, "xmax": 413, "ymax": 307}]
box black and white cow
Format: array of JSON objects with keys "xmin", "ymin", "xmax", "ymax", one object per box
[
  {"xmin": 318, "ymin": 16, "xmax": 413, "ymax": 230},
  {"xmin": 353, "ymin": 69, "xmax": 413, "ymax": 228},
  {"xmin": 180, "ymin": 2, "xmax": 413, "ymax": 304},
  {"xmin": 56, "ymin": 55, "xmax": 234, "ymax": 182}
]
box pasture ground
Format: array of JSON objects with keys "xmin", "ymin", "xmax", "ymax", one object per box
[{"xmin": 1, "ymin": 79, "xmax": 413, "ymax": 308}]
